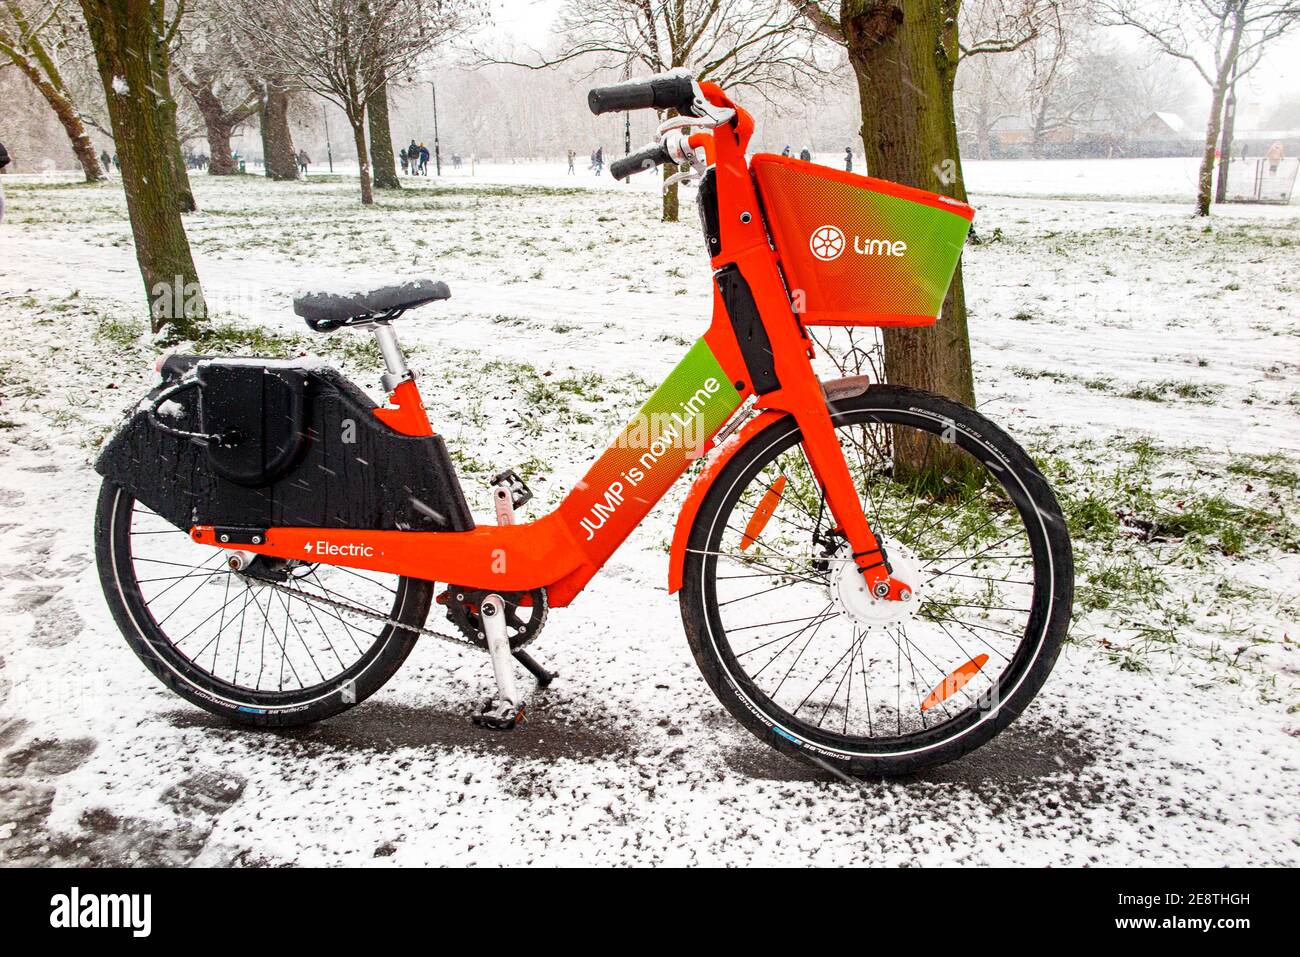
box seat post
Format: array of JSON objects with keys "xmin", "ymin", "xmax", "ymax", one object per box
[{"xmin": 372, "ymin": 322, "xmax": 412, "ymax": 393}]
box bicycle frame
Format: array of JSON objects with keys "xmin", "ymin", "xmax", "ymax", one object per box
[{"xmin": 192, "ymin": 82, "xmax": 910, "ymax": 608}]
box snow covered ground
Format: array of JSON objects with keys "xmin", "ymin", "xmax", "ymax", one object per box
[{"xmin": 0, "ymin": 159, "xmax": 1296, "ymax": 866}]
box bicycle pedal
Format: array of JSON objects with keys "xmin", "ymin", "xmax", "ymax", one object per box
[
  {"xmin": 489, "ymin": 469, "xmax": 533, "ymax": 510},
  {"xmin": 471, "ymin": 697, "xmax": 526, "ymax": 731}
]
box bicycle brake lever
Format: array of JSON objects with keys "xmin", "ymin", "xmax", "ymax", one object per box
[{"xmin": 663, "ymin": 169, "xmax": 699, "ymax": 191}]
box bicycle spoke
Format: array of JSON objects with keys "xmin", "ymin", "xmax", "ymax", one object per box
[{"xmin": 125, "ymin": 503, "xmax": 407, "ymax": 699}]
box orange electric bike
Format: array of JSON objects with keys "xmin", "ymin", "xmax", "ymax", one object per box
[{"xmin": 95, "ymin": 75, "xmax": 1073, "ymax": 777}]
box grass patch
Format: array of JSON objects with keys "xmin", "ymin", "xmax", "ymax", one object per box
[
  {"xmin": 1121, "ymin": 380, "xmax": 1221, "ymax": 402},
  {"xmin": 192, "ymin": 322, "xmax": 306, "ymax": 358},
  {"xmin": 1032, "ymin": 435, "xmax": 1298, "ymax": 679},
  {"xmin": 1226, "ymin": 452, "xmax": 1300, "ymax": 492},
  {"xmin": 95, "ymin": 315, "xmax": 146, "ymax": 350}
]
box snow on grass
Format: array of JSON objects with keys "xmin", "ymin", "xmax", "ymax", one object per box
[{"xmin": 0, "ymin": 164, "xmax": 1296, "ymax": 866}]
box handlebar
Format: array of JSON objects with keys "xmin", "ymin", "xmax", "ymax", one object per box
[
  {"xmin": 610, "ymin": 143, "xmax": 674, "ymax": 181},
  {"xmin": 587, "ymin": 74, "xmax": 697, "ymax": 116}
]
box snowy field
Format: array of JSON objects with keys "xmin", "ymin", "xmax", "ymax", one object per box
[
  {"xmin": 0, "ymin": 159, "xmax": 1297, "ymax": 866},
  {"xmin": 24, "ymin": 154, "xmax": 1296, "ymax": 204}
]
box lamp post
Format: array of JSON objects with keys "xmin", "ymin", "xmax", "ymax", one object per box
[
  {"xmin": 621, "ymin": 59, "xmax": 631, "ymax": 182},
  {"xmin": 429, "ymin": 80, "xmax": 442, "ymax": 176},
  {"xmin": 322, "ymin": 103, "xmax": 333, "ymax": 172}
]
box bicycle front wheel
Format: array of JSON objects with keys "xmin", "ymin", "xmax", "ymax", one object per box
[{"xmin": 680, "ymin": 385, "xmax": 1073, "ymax": 777}]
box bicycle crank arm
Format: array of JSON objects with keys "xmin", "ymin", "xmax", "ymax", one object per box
[{"xmin": 471, "ymin": 594, "xmax": 527, "ymax": 731}]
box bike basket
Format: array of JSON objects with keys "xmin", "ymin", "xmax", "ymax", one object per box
[{"xmin": 751, "ymin": 154, "xmax": 974, "ymax": 327}]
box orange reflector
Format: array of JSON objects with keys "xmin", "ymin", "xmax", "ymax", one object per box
[
  {"xmin": 740, "ymin": 476, "xmax": 787, "ymax": 550},
  {"xmin": 920, "ymin": 654, "xmax": 989, "ymax": 712}
]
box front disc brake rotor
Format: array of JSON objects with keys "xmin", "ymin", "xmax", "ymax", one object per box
[
  {"xmin": 827, "ymin": 540, "xmax": 925, "ymax": 629},
  {"xmin": 441, "ymin": 587, "xmax": 548, "ymax": 650}
]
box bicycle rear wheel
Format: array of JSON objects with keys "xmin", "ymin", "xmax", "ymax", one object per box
[
  {"xmin": 94, "ymin": 480, "xmax": 433, "ymax": 727},
  {"xmin": 680, "ymin": 385, "xmax": 1073, "ymax": 777}
]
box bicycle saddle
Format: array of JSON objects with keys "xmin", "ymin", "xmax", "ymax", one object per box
[{"xmin": 293, "ymin": 279, "xmax": 450, "ymax": 331}]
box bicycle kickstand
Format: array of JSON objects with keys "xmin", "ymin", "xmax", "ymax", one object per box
[
  {"xmin": 514, "ymin": 649, "xmax": 556, "ymax": 689},
  {"xmin": 472, "ymin": 593, "xmax": 528, "ymax": 731}
]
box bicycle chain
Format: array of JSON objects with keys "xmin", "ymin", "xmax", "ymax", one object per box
[{"xmin": 256, "ymin": 576, "xmax": 484, "ymax": 651}]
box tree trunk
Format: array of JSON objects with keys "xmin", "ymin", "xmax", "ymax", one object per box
[
  {"xmin": 203, "ymin": 117, "xmax": 237, "ymax": 174},
  {"xmin": 349, "ymin": 113, "xmax": 374, "ymax": 205},
  {"xmin": 1197, "ymin": 79, "xmax": 1230, "ymax": 217},
  {"xmin": 844, "ymin": 2, "xmax": 974, "ymax": 399},
  {"xmin": 182, "ymin": 77, "xmax": 257, "ymax": 175},
  {"xmin": 662, "ymin": 161, "xmax": 680, "ymax": 221},
  {"xmin": 1214, "ymin": 73, "xmax": 1237, "ymax": 205},
  {"xmin": 843, "ymin": 0, "xmax": 974, "ymax": 479},
  {"xmin": 367, "ymin": 74, "xmax": 400, "ymax": 189},
  {"xmin": 146, "ymin": 1, "xmax": 195, "ymax": 212},
  {"xmin": 1197, "ymin": 11, "xmax": 1246, "ymax": 217},
  {"xmin": 974, "ymin": 103, "xmax": 992, "ymax": 161},
  {"xmin": 5, "ymin": 54, "xmax": 105, "ymax": 182},
  {"xmin": 79, "ymin": 0, "xmax": 205, "ymax": 336},
  {"xmin": 972, "ymin": 64, "xmax": 994, "ymax": 161},
  {"xmin": 259, "ymin": 81, "xmax": 298, "ymax": 181}
]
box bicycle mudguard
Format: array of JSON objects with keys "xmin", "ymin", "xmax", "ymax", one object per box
[
  {"xmin": 95, "ymin": 358, "xmax": 475, "ymax": 534},
  {"xmin": 667, "ymin": 375, "xmax": 873, "ymax": 593}
]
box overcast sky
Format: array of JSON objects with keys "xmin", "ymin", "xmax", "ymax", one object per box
[{"xmin": 482, "ymin": 0, "xmax": 1300, "ymax": 121}]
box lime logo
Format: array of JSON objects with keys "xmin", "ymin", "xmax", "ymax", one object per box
[
  {"xmin": 809, "ymin": 225, "xmax": 845, "ymax": 261},
  {"xmin": 854, "ymin": 237, "xmax": 908, "ymax": 256},
  {"xmin": 809, "ymin": 225, "xmax": 908, "ymax": 261}
]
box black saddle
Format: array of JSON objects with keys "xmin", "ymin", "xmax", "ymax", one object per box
[{"xmin": 293, "ymin": 279, "xmax": 451, "ymax": 331}]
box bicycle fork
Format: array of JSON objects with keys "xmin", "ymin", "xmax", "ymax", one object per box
[{"xmin": 797, "ymin": 405, "xmax": 913, "ymax": 602}]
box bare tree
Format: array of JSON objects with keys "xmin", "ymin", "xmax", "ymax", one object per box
[
  {"xmin": 1077, "ymin": 42, "xmax": 1193, "ymax": 137},
  {"xmin": 1020, "ymin": 13, "xmax": 1107, "ymax": 153},
  {"xmin": 956, "ymin": 52, "xmax": 1019, "ymax": 160},
  {"xmin": 221, "ymin": 0, "xmax": 467, "ymax": 205},
  {"xmin": 0, "ymin": 0, "xmax": 105, "ymax": 181},
  {"xmin": 490, "ymin": 0, "xmax": 829, "ymax": 221},
  {"xmin": 174, "ymin": 13, "xmax": 262, "ymax": 174},
  {"xmin": 1097, "ymin": 0, "xmax": 1300, "ymax": 215},
  {"xmin": 177, "ymin": 4, "xmax": 300, "ymax": 179}
]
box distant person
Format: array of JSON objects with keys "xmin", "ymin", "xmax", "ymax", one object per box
[
  {"xmin": 781, "ymin": 145, "xmax": 791, "ymax": 157},
  {"xmin": 567, "ymin": 148, "xmax": 575, "ymax": 174},
  {"xmin": 0, "ymin": 138, "xmax": 8, "ymax": 223},
  {"xmin": 407, "ymin": 140, "xmax": 419, "ymax": 174},
  {"xmin": 592, "ymin": 146, "xmax": 604, "ymax": 175},
  {"xmin": 799, "ymin": 147, "xmax": 811, "ymax": 162},
  {"xmin": 452, "ymin": 153, "xmax": 462, "ymax": 169},
  {"xmin": 399, "ymin": 147, "xmax": 409, "ymax": 174},
  {"xmin": 418, "ymin": 143, "xmax": 430, "ymax": 175},
  {"xmin": 1266, "ymin": 140, "xmax": 1284, "ymax": 173},
  {"xmin": 112, "ymin": 153, "xmax": 120, "ymax": 171},
  {"xmin": 100, "ymin": 149, "xmax": 111, "ymax": 173},
  {"xmin": 844, "ymin": 147, "xmax": 853, "ymax": 172},
  {"xmin": 297, "ymin": 149, "xmax": 310, "ymax": 175}
]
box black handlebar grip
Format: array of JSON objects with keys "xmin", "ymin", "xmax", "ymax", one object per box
[
  {"xmin": 588, "ymin": 74, "xmax": 697, "ymax": 116},
  {"xmin": 610, "ymin": 144, "xmax": 674, "ymax": 181}
]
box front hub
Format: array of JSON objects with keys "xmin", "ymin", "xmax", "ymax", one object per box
[{"xmin": 829, "ymin": 539, "xmax": 925, "ymax": 628}]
